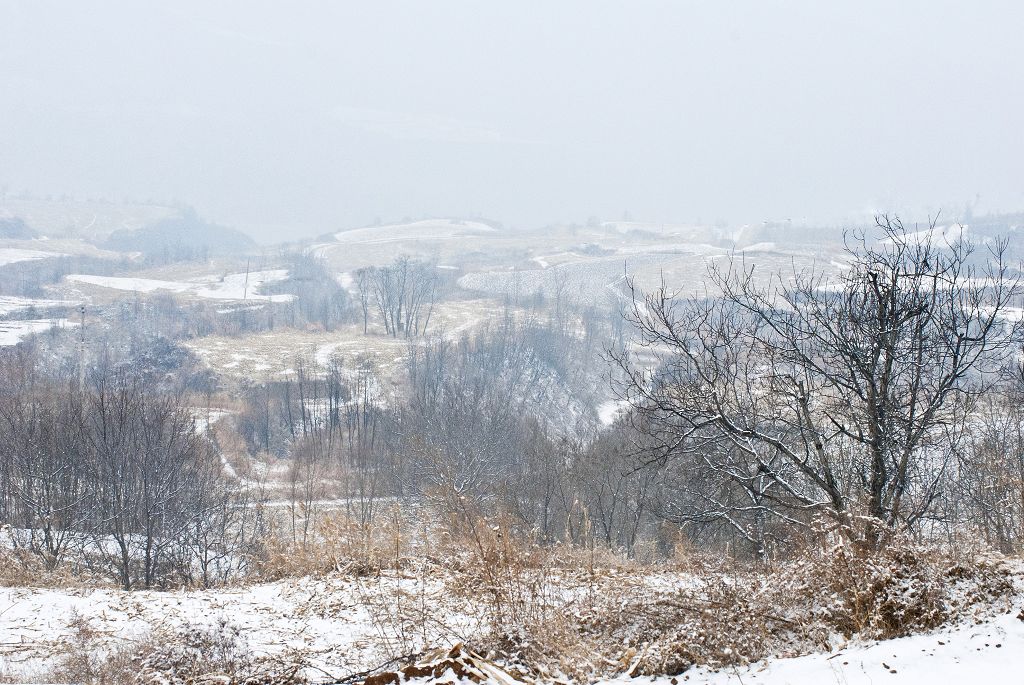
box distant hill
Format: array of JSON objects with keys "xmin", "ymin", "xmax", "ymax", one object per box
[
  {"xmin": 0, "ymin": 197, "xmax": 176, "ymax": 240},
  {"xmin": 103, "ymin": 210, "xmax": 256, "ymax": 261},
  {"xmin": 0, "ymin": 217, "xmax": 38, "ymax": 239}
]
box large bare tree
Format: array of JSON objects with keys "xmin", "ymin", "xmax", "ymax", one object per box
[{"xmin": 615, "ymin": 217, "xmax": 1023, "ymax": 548}]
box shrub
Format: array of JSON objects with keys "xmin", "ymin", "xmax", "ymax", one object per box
[{"xmin": 254, "ymin": 507, "xmax": 405, "ymax": 580}]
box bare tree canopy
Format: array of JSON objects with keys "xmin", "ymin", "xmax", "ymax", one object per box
[
  {"xmin": 356, "ymin": 257, "xmax": 440, "ymax": 338},
  {"xmin": 615, "ymin": 216, "xmax": 1024, "ymax": 551}
]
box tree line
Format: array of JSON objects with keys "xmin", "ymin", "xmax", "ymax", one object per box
[
  {"xmin": 3, "ymin": 217, "xmax": 1024, "ymax": 588},
  {"xmin": 0, "ymin": 365, "xmax": 260, "ymax": 589}
]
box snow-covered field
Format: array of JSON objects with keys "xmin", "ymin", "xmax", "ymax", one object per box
[
  {"xmin": 0, "ymin": 295, "xmax": 79, "ymax": 315},
  {"xmin": 308, "ymin": 219, "xmax": 503, "ymax": 270},
  {"xmin": 185, "ymin": 298, "xmax": 510, "ymax": 384},
  {"xmin": 0, "ymin": 318, "xmax": 77, "ymax": 346},
  {"xmin": 65, "ymin": 269, "xmax": 294, "ymax": 302},
  {"xmin": 457, "ymin": 251, "xmax": 695, "ymax": 302},
  {"xmin": 0, "ymin": 247, "xmax": 66, "ymax": 267},
  {"xmin": 457, "ymin": 238, "xmax": 843, "ymax": 303},
  {"xmin": 0, "ymin": 578, "xmax": 396, "ymax": 681},
  {"xmin": 882, "ymin": 223, "xmax": 971, "ymax": 248},
  {"xmin": 308, "ymin": 219, "xmax": 497, "ymax": 260}
]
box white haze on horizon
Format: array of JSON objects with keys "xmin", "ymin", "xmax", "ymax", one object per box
[{"xmin": 1, "ymin": 1, "xmax": 1022, "ymax": 241}]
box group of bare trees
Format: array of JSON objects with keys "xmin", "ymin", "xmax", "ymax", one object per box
[
  {"xmin": 382, "ymin": 311, "xmax": 670, "ymax": 552},
  {"xmin": 356, "ymin": 257, "xmax": 440, "ymax": 337},
  {"xmin": 270, "ymin": 253, "xmax": 353, "ymax": 331},
  {"xmin": 612, "ymin": 217, "xmax": 1024, "ymax": 555},
  {"xmin": 939, "ymin": 389, "xmax": 1024, "ymax": 553},
  {"xmin": 0, "ymin": 363, "xmax": 256, "ymax": 589}
]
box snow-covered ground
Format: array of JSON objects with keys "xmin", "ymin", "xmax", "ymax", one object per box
[
  {"xmin": 190, "ymin": 407, "xmax": 232, "ymax": 434},
  {"xmin": 0, "ymin": 578, "xmax": 392, "ymax": 680},
  {"xmin": 309, "ymin": 219, "xmax": 497, "ymax": 259},
  {"xmin": 881, "ymin": 223, "xmax": 970, "ymax": 248},
  {"xmin": 597, "ymin": 398, "xmax": 629, "ymax": 426},
  {"xmin": 331, "ymin": 219, "xmax": 495, "ymax": 245},
  {"xmin": 65, "ymin": 269, "xmax": 294, "ymax": 302},
  {"xmin": 601, "ymin": 221, "xmax": 718, "ymax": 240},
  {"xmin": 0, "ymin": 295, "xmax": 79, "ymax": 315},
  {"xmin": 0, "ymin": 318, "xmax": 77, "ymax": 346},
  {"xmin": 0, "ymin": 576, "xmax": 1020, "ymax": 684},
  {"xmin": 623, "ymin": 606, "xmax": 1024, "ymax": 684},
  {"xmin": 0, "ymin": 247, "xmax": 66, "ymax": 267}
]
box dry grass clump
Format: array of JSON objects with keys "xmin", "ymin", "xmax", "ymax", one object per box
[
  {"xmin": 0, "ymin": 531, "xmax": 96, "ymax": 588},
  {"xmin": 254, "ymin": 507, "xmax": 406, "ymax": 580},
  {"xmin": 44, "ymin": 614, "xmax": 304, "ymax": 685},
  {"xmin": 413, "ymin": 522, "xmax": 1019, "ymax": 681},
  {"xmin": 788, "ymin": 537, "xmax": 1015, "ymax": 640},
  {"xmin": 613, "ymin": 573, "xmax": 813, "ymax": 677},
  {"xmin": 613, "ymin": 537, "xmax": 1017, "ymax": 678},
  {"xmin": 136, "ymin": 618, "xmax": 305, "ymax": 684},
  {"xmin": 43, "ymin": 611, "xmax": 141, "ymax": 685},
  {"xmin": 0, "ymin": 545, "xmax": 52, "ymax": 586},
  {"xmin": 426, "ymin": 514, "xmax": 653, "ymax": 681}
]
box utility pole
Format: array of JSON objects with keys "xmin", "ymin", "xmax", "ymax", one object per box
[
  {"xmin": 78, "ymin": 304, "xmax": 86, "ymax": 392},
  {"xmin": 243, "ymin": 258, "xmax": 251, "ymax": 300}
]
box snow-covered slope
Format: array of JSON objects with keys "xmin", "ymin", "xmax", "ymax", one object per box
[
  {"xmin": 2, "ymin": 575, "xmax": 1019, "ymax": 684},
  {"xmin": 624, "ymin": 605, "xmax": 1024, "ymax": 684},
  {"xmin": 332, "ymin": 219, "xmax": 496, "ymax": 245},
  {"xmin": 65, "ymin": 269, "xmax": 294, "ymax": 302},
  {"xmin": 0, "ymin": 247, "xmax": 66, "ymax": 267}
]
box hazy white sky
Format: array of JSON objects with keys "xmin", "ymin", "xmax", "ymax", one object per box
[{"xmin": 1, "ymin": 1, "xmax": 1022, "ymax": 240}]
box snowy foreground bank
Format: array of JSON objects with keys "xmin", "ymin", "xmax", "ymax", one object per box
[
  {"xmin": 1, "ymin": 575, "xmax": 1021, "ymax": 683},
  {"xmin": 644, "ymin": 607, "xmax": 1024, "ymax": 684}
]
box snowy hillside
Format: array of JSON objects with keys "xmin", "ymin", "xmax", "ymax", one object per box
[{"xmin": 65, "ymin": 269, "xmax": 295, "ymax": 302}]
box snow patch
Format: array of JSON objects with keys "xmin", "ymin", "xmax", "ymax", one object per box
[
  {"xmin": 0, "ymin": 318, "xmax": 77, "ymax": 346},
  {"xmin": 66, "ymin": 270, "xmax": 294, "ymax": 302},
  {"xmin": 882, "ymin": 224, "xmax": 969, "ymax": 248},
  {"xmin": 330, "ymin": 219, "xmax": 496, "ymax": 246},
  {"xmin": 0, "ymin": 295, "xmax": 80, "ymax": 315},
  {"xmin": 0, "ymin": 247, "xmax": 66, "ymax": 267},
  {"xmin": 597, "ymin": 399, "xmax": 629, "ymax": 426}
]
